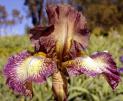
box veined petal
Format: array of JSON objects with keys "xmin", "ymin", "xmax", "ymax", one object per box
[
  {"xmin": 4, "ymin": 51, "xmax": 33, "ymax": 97},
  {"xmin": 47, "ymin": 4, "xmax": 90, "ymax": 57},
  {"xmin": 29, "ymin": 25, "xmax": 55, "ymax": 53},
  {"xmin": 62, "ymin": 52, "xmax": 120, "ymax": 89},
  {"xmin": 29, "ymin": 4, "xmax": 89, "ymax": 59},
  {"xmin": 6, "ymin": 78, "xmax": 33, "ymax": 98},
  {"xmin": 4, "ymin": 51, "xmax": 57, "ymax": 96}
]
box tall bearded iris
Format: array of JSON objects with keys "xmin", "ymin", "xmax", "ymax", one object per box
[{"xmin": 4, "ymin": 4, "xmax": 120, "ymax": 101}]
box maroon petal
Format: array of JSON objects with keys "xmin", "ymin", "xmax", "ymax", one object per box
[
  {"xmin": 29, "ymin": 4, "xmax": 89, "ymax": 59},
  {"xmin": 47, "ymin": 4, "xmax": 90, "ymax": 50}
]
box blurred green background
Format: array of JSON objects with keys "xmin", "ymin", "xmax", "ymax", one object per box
[{"xmin": 0, "ymin": 0, "xmax": 123, "ymax": 101}]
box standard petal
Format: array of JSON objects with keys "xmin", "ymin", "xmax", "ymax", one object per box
[
  {"xmin": 29, "ymin": 25, "xmax": 56, "ymax": 57},
  {"xmin": 4, "ymin": 51, "xmax": 57, "ymax": 96},
  {"xmin": 29, "ymin": 4, "xmax": 89, "ymax": 60},
  {"xmin": 62, "ymin": 52, "xmax": 120, "ymax": 89}
]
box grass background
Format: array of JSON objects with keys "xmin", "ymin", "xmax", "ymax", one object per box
[{"xmin": 0, "ymin": 29, "xmax": 123, "ymax": 101}]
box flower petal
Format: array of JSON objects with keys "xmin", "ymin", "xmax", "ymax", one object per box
[
  {"xmin": 6, "ymin": 78, "xmax": 33, "ymax": 98},
  {"xmin": 47, "ymin": 4, "xmax": 90, "ymax": 58},
  {"xmin": 4, "ymin": 50, "xmax": 57, "ymax": 96},
  {"xmin": 62, "ymin": 52, "xmax": 120, "ymax": 89},
  {"xmin": 117, "ymin": 67, "xmax": 123, "ymax": 73},
  {"xmin": 119, "ymin": 56, "xmax": 123, "ymax": 63},
  {"xmin": 29, "ymin": 4, "xmax": 89, "ymax": 59},
  {"xmin": 29, "ymin": 25, "xmax": 56, "ymax": 58},
  {"xmin": 4, "ymin": 51, "xmax": 33, "ymax": 97}
]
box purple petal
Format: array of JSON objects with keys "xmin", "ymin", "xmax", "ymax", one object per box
[
  {"xmin": 62, "ymin": 52, "xmax": 121, "ymax": 89},
  {"xmin": 119, "ymin": 56, "xmax": 123, "ymax": 63},
  {"xmin": 28, "ymin": 57, "xmax": 57, "ymax": 83},
  {"xmin": 117, "ymin": 67, "xmax": 123, "ymax": 73},
  {"xmin": 4, "ymin": 50, "xmax": 33, "ymax": 97},
  {"xmin": 3, "ymin": 51, "xmax": 57, "ymax": 96}
]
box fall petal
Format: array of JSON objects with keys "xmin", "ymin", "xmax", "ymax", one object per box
[
  {"xmin": 62, "ymin": 52, "xmax": 120, "ymax": 89},
  {"xmin": 4, "ymin": 50, "xmax": 33, "ymax": 97},
  {"xmin": 4, "ymin": 50, "xmax": 57, "ymax": 96},
  {"xmin": 6, "ymin": 78, "xmax": 33, "ymax": 97}
]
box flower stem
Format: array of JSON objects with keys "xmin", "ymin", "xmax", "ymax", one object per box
[{"xmin": 52, "ymin": 71, "xmax": 68, "ymax": 101}]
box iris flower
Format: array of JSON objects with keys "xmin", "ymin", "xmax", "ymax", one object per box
[
  {"xmin": 4, "ymin": 4, "xmax": 120, "ymax": 101},
  {"xmin": 120, "ymin": 56, "xmax": 123, "ymax": 63}
]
